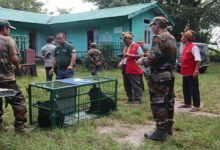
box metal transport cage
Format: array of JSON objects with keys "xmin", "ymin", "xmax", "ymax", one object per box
[{"xmin": 28, "ymin": 77, "xmax": 118, "ymax": 128}]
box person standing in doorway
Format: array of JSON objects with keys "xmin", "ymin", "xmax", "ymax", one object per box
[
  {"xmin": 0, "ymin": 19, "xmax": 28, "ymax": 133},
  {"xmin": 119, "ymin": 32, "xmax": 144, "ymax": 105},
  {"xmin": 178, "ymin": 30, "xmax": 201, "ymax": 112},
  {"xmin": 50, "ymin": 32, "xmax": 76, "ymax": 79},
  {"xmin": 137, "ymin": 17, "xmax": 177, "ymax": 141},
  {"xmin": 41, "ymin": 36, "xmax": 56, "ymax": 81}
]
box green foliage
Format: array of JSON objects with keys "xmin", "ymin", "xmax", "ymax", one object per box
[
  {"xmin": 161, "ymin": 0, "xmax": 220, "ymax": 42},
  {"xmin": 83, "ymin": 0, "xmax": 128, "ymax": 9},
  {"xmin": 57, "ymin": 8, "xmax": 73, "ymax": 15},
  {"xmin": 97, "ymin": 42, "xmax": 123, "ymax": 61},
  {"xmin": 84, "ymin": 0, "xmax": 220, "ymax": 43},
  {"xmin": 0, "ymin": 0, "xmax": 44, "ymax": 13},
  {"xmin": 209, "ymin": 48, "xmax": 220, "ymax": 61}
]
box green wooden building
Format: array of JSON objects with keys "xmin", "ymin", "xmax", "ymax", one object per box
[{"xmin": 0, "ymin": 2, "xmax": 174, "ymax": 57}]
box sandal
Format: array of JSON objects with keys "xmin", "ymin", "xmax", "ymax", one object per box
[
  {"xmin": 190, "ymin": 107, "xmax": 200, "ymax": 112},
  {"xmin": 178, "ymin": 104, "xmax": 191, "ymax": 108}
]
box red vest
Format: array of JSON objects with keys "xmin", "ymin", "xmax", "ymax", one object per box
[
  {"xmin": 124, "ymin": 43, "xmax": 143, "ymax": 75},
  {"xmin": 180, "ymin": 42, "xmax": 196, "ymax": 76}
]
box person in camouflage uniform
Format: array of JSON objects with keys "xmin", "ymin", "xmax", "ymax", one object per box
[
  {"xmin": 137, "ymin": 17, "xmax": 177, "ymax": 141},
  {"xmin": 0, "ymin": 19, "xmax": 28, "ymax": 133},
  {"xmin": 88, "ymin": 43, "xmax": 102, "ymax": 76}
]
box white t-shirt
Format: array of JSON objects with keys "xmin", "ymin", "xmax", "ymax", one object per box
[{"xmin": 191, "ymin": 46, "xmax": 201, "ymax": 61}]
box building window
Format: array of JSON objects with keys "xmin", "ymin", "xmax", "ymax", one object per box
[
  {"xmin": 103, "ymin": 32, "xmax": 112, "ymax": 42},
  {"xmin": 145, "ymin": 30, "xmax": 151, "ymax": 44},
  {"xmin": 113, "ymin": 26, "xmax": 123, "ymax": 34}
]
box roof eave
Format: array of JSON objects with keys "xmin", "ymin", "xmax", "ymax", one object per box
[
  {"xmin": 128, "ymin": 2, "xmax": 158, "ymax": 19},
  {"xmin": 127, "ymin": 2, "xmax": 175, "ymax": 27},
  {"xmin": 9, "ymin": 20, "xmax": 48, "ymax": 25},
  {"xmin": 155, "ymin": 3, "xmax": 175, "ymax": 26},
  {"xmin": 48, "ymin": 15, "xmax": 128, "ymax": 25}
]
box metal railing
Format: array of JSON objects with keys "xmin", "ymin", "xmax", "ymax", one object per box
[{"xmin": 12, "ymin": 35, "xmax": 28, "ymax": 63}]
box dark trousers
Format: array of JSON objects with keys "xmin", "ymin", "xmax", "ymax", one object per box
[
  {"xmin": 122, "ymin": 65, "xmax": 143, "ymax": 102},
  {"xmin": 183, "ymin": 76, "xmax": 200, "ymax": 107},
  {"xmin": 90, "ymin": 64, "xmax": 100, "ymax": 76},
  {"xmin": 57, "ymin": 69, "xmax": 74, "ymax": 80},
  {"xmin": 0, "ymin": 81, "xmax": 27, "ymax": 128},
  {"xmin": 45, "ymin": 67, "xmax": 52, "ymax": 81},
  {"xmin": 140, "ymin": 74, "xmax": 145, "ymax": 91},
  {"xmin": 0, "ymin": 99, "xmax": 2, "ymax": 123}
]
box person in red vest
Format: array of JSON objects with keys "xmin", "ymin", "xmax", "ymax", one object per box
[
  {"xmin": 119, "ymin": 32, "xmax": 144, "ymax": 104},
  {"xmin": 179, "ymin": 30, "xmax": 201, "ymax": 112}
]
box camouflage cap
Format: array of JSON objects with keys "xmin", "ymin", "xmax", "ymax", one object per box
[
  {"xmin": 90, "ymin": 42, "xmax": 97, "ymax": 48},
  {"xmin": 149, "ymin": 16, "xmax": 169, "ymax": 26},
  {"xmin": 0, "ymin": 19, "xmax": 16, "ymax": 29},
  {"xmin": 120, "ymin": 32, "xmax": 133, "ymax": 39},
  {"xmin": 91, "ymin": 42, "xmax": 97, "ymax": 46},
  {"xmin": 181, "ymin": 30, "xmax": 196, "ymax": 41}
]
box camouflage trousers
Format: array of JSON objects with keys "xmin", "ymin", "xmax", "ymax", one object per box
[
  {"xmin": 0, "ymin": 81, "xmax": 27, "ymax": 128},
  {"xmin": 90, "ymin": 64, "xmax": 101, "ymax": 76},
  {"xmin": 147, "ymin": 71, "xmax": 175, "ymax": 131}
]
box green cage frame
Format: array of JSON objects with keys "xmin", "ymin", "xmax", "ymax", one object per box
[{"xmin": 28, "ymin": 77, "xmax": 118, "ymax": 128}]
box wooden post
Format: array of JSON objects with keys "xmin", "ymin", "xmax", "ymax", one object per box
[{"xmin": 16, "ymin": 48, "xmax": 37, "ymax": 76}]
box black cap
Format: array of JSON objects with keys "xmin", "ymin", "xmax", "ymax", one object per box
[{"xmin": 0, "ymin": 19, "xmax": 16, "ymax": 29}]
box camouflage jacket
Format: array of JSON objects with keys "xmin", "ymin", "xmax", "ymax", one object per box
[
  {"xmin": 142, "ymin": 31, "xmax": 177, "ymax": 72},
  {"xmin": 0, "ymin": 35, "xmax": 17, "ymax": 82},
  {"xmin": 88, "ymin": 48, "xmax": 102, "ymax": 66}
]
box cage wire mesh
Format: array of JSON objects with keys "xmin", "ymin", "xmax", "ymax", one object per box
[{"xmin": 29, "ymin": 77, "xmax": 117, "ymax": 128}]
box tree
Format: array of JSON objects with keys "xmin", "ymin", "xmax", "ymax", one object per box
[
  {"xmin": 160, "ymin": 0, "xmax": 220, "ymax": 42},
  {"xmin": 0, "ymin": 0, "xmax": 44, "ymax": 13},
  {"xmin": 57, "ymin": 8, "xmax": 73, "ymax": 15},
  {"xmin": 84, "ymin": 0, "xmax": 220, "ymax": 42},
  {"xmin": 83, "ymin": 0, "xmax": 114, "ymax": 9}
]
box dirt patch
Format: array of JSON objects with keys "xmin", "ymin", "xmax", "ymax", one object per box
[
  {"xmin": 175, "ymin": 100, "xmax": 220, "ymax": 117},
  {"xmin": 97, "ymin": 121, "xmax": 155, "ymax": 147},
  {"xmin": 97, "ymin": 100, "xmax": 219, "ymax": 148}
]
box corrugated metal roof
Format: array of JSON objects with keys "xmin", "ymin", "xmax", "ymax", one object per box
[
  {"xmin": 48, "ymin": 2, "xmax": 157, "ymax": 24},
  {"xmin": 0, "ymin": 7, "xmax": 51, "ymax": 24},
  {"xmin": 0, "ymin": 2, "xmax": 173, "ymax": 25}
]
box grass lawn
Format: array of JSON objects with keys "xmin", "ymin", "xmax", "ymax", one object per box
[{"xmin": 0, "ymin": 62, "xmax": 220, "ymax": 150}]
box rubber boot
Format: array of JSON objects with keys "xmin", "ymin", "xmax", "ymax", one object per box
[
  {"xmin": 167, "ymin": 122, "xmax": 173, "ymax": 135},
  {"xmin": 145, "ymin": 129, "xmax": 168, "ymax": 141},
  {"xmin": 15, "ymin": 124, "xmax": 32, "ymax": 134}
]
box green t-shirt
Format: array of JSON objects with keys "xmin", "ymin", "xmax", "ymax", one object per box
[{"xmin": 54, "ymin": 42, "xmax": 75, "ymax": 70}]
